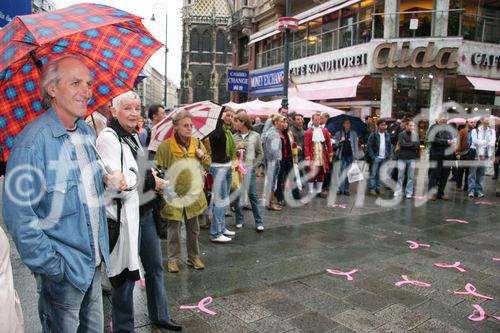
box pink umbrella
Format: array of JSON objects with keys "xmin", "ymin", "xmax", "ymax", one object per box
[
  {"xmin": 265, "ymin": 97, "xmax": 344, "ymax": 118},
  {"xmin": 148, "ymin": 101, "xmax": 222, "ymax": 152},
  {"xmin": 448, "ymin": 118, "xmax": 466, "ymax": 125}
]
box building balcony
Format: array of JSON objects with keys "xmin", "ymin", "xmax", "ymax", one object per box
[{"xmin": 230, "ymin": 6, "xmax": 254, "ymax": 32}]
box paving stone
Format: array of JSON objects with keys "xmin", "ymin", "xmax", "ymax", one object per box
[
  {"xmin": 374, "ymin": 304, "xmax": 429, "ymax": 329},
  {"xmin": 249, "ymin": 315, "xmax": 296, "ymax": 333},
  {"xmin": 352, "ymin": 276, "xmax": 396, "ymax": 295},
  {"xmin": 298, "ymin": 289, "xmax": 353, "ymax": 318},
  {"xmin": 380, "ymin": 288, "xmax": 428, "ymax": 308},
  {"xmin": 410, "ymin": 318, "xmax": 468, "ymax": 333},
  {"xmin": 343, "ymin": 290, "xmax": 393, "ymax": 312},
  {"xmin": 327, "ymin": 325, "xmax": 357, "ymax": 333},
  {"xmin": 286, "ymin": 311, "xmax": 339, "ymax": 333},
  {"xmin": 370, "ymin": 322, "xmax": 408, "ymax": 333},
  {"xmin": 260, "ymin": 297, "xmax": 306, "ymax": 319},
  {"xmin": 300, "ymin": 273, "xmax": 359, "ymax": 298},
  {"xmin": 230, "ymin": 304, "xmax": 272, "ymax": 323},
  {"xmin": 332, "ymin": 309, "xmax": 386, "ymax": 333}
]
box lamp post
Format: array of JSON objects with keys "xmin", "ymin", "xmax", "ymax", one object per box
[
  {"xmin": 281, "ymin": 0, "xmax": 293, "ymax": 109},
  {"xmin": 151, "ymin": 3, "xmax": 168, "ymax": 109}
]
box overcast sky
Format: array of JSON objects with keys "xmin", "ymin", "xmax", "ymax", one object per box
[{"xmin": 53, "ymin": 0, "xmax": 183, "ymax": 86}]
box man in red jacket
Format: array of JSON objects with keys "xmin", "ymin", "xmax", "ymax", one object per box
[{"xmin": 304, "ymin": 113, "xmax": 333, "ymax": 196}]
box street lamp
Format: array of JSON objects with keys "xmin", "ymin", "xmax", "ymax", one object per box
[
  {"xmin": 281, "ymin": 0, "xmax": 293, "ymax": 109},
  {"xmin": 151, "ymin": 3, "xmax": 168, "ymax": 109}
]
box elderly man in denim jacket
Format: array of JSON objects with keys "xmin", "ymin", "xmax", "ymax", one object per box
[{"xmin": 2, "ymin": 55, "xmax": 125, "ymax": 332}]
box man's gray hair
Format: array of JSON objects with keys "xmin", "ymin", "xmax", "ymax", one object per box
[
  {"xmin": 172, "ymin": 110, "xmax": 192, "ymax": 125},
  {"xmin": 40, "ymin": 54, "xmax": 84, "ymax": 109},
  {"xmin": 112, "ymin": 91, "xmax": 140, "ymax": 110}
]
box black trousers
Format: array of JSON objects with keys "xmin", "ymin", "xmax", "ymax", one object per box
[
  {"xmin": 428, "ymin": 156, "xmax": 451, "ymax": 197},
  {"xmin": 276, "ymin": 157, "xmax": 300, "ymax": 202}
]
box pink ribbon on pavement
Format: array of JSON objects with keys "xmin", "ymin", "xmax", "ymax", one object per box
[
  {"xmin": 468, "ymin": 304, "xmax": 500, "ymax": 322},
  {"xmin": 454, "ymin": 283, "xmax": 494, "ymax": 300},
  {"xmin": 395, "ymin": 275, "xmax": 432, "ymax": 288},
  {"xmin": 406, "ymin": 240, "xmax": 431, "ymax": 250},
  {"xmin": 180, "ymin": 297, "xmax": 217, "ymax": 316},
  {"xmin": 433, "ymin": 261, "xmax": 466, "ymax": 272},
  {"xmin": 332, "ymin": 204, "xmax": 347, "ymax": 209},
  {"xmin": 474, "ymin": 201, "xmax": 493, "ymax": 205},
  {"xmin": 326, "ymin": 268, "xmax": 358, "ymax": 281},
  {"xmin": 445, "ymin": 218, "xmax": 469, "ymax": 224},
  {"xmin": 493, "ymin": 258, "xmax": 500, "ymax": 261}
]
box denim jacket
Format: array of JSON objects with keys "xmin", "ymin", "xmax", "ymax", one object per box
[{"xmin": 2, "ymin": 108, "xmax": 109, "ymax": 293}]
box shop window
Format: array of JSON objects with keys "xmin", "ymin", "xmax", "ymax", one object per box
[
  {"xmin": 307, "ymin": 19, "xmax": 322, "ymax": 56},
  {"xmin": 449, "ymin": 0, "xmax": 500, "ymax": 43},
  {"xmin": 398, "ymin": 0, "xmax": 433, "ymax": 38},
  {"xmin": 393, "ymin": 76, "xmax": 431, "ymax": 117},
  {"xmin": 340, "ymin": 4, "xmax": 358, "ymax": 48}
]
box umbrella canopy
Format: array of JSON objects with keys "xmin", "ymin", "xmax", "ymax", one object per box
[
  {"xmin": 238, "ymin": 99, "xmax": 274, "ymax": 117},
  {"xmin": 265, "ymin": 96, "xmax": 344, "ymax": 118},
  {"xmin": 0, "ymin": 3, "xmax": 162, "ymax": 160},
  {"xmin": 326, "ymin": 114, "xmax": 368, "ymax": 137},
  {"xmin": 223, "ymin": 101, "xmax": 241, "ymax": 110},
  {"xmin": 148, "ymin": 101, "xmax": 222, "ymax": 152},
  {"xmin": 448, "ymin": 117, "xmax": 466, "ymax": 125}
]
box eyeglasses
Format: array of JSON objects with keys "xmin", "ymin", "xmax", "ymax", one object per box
[{"xmin": 181, "ymin": 123, "xmax": 194, "ymax": 128}]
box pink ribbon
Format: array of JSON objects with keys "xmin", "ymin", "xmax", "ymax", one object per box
[
  {"xmin": 445, "ymin": 218, "xmax": 469, "ymax": 224},
  {"xmin": 493, "ymin": 258, "xmax": 500, "ymax": 261},
  {"xmin": 454, "ymin": 283, "xmax": 494, "ymax": 300},
  {"xmin": 468, "ymin": 304, "xmax": 500, "ymax": 322},
  {"xmin": 395, "ymin": 275, "xmax": 432, "ymax": 288},
  {"xmin": 406, "ymin": 240, "xmax": 431, "ymax": 250},
  {"xmin": 236, "ymin": 149, "xmax": 247, "ymax": 175},
  {"xmin": 109, "ymin": 320, "xmax": 113, "ymax": 332},
  {"xmin": 326, "ymin": 268, "xmax": 358, "ymax": 281},
  {"xmin": 433, "ymin": 261, "xmax": 466, "ymax": 272},
  {"xmin": 180, "ymin": 297, "xmax": 217, "ymax": 316},
  {"xmin": 136, "ymin": 278, "xmax": 146, "ymax": 288},
  {"xmin": 474, "ymin": 201, "xmax": 493, "ymax": 205},
  {"xmin": 332, "ymin": 204, "xmax": 347, "ymax": 209}
]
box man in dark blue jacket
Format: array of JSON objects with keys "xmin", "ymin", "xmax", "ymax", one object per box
[{"xmin": 367, "ymin": 119, "xmax": 392, "ymax": 195}]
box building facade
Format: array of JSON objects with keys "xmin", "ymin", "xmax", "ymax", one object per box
[
  {"xmin": 229, "ymin": 0, "xmax": 500, "ymax": 120},
  {"xmin": 180, "ymin": 0, "xmax": 233, "ymax": 105},
  {"xmin": 137, "ymin": 64, "xmax": 168, "ymax": 112}
]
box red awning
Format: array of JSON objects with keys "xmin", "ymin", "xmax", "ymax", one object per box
[
  {"xmin": 290, "ymin": 76, "xmax": 364, "ymax": 100},
  {"xmin": 466, "ymin": 76, "xmax": 500, "ymax": 92}
]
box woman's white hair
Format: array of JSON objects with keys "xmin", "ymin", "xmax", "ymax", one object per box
[{"xmin": 112, "ymin": 91, "xmax": 140, "ymax": 110}]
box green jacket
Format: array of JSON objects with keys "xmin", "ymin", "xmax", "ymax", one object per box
[{"xmin": 155, "ymin": 136, "xmax": 211, "ymax": 221}]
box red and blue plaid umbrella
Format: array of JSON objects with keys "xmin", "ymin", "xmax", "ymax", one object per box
[{"xmin": 0, "ymin": 3, "xmax": 162, "ymax": 160}]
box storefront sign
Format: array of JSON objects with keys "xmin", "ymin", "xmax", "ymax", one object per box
[
  {"xmin": 373, "ymin": 42, "xmax": 458, "ymax": 70},
  {"xmin": 249, "ymin": 67, "xmax": 284, "ymax": 97},
  {"xmin": 471, "ymin": 53, "xmax": 500, "ymax": 69},
  {"xmin": 227, "ymin": 70, "xmax": 249, "ymax": 92},
  {"xmin": 0, "ymin": 0, "xmax": 31, "ymax": 27},
  {"xmin": 290, "ymin": 53, "xmax": 368, "ymax": 77}
]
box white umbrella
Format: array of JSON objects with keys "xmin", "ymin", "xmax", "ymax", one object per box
[{"xmin": 265, "ymin": 96, "xmax": 344, "ymax": 117}]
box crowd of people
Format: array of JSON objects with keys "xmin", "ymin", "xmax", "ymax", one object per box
[{"xmin": 0, "ymin": 54, "xmax": 499, "ymax": 332}]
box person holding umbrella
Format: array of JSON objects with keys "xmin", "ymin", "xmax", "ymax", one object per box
[{"xmin": 3, "ymin": 55, "xmax": 125, "ymax": 332}]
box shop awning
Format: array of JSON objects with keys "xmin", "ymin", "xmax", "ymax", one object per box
[
  {"xmin": 466, "ymin": 76, "xmax": 500, "ymax": 92},
  {"xmin": 290, "ymin": 76, "xmax": 365, "ymax": 100}
]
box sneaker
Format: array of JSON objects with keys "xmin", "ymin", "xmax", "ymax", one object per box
[
  {"xmin": 477, "ymin": 192, "xmax": 484, "ymax": 198},
  {"xmin": 405, "ymin": 194, "xmax": 412, "ymax": 199},
  {"xmin": 235, "ymin": 223, "xmax": 243, "ymax": 229},
  {"xmin": 394, "ymin": 192, "xmax": 401, "ymax": 197},
  {"xmin": 223, "ymin": 229, "xmax": 236, "ymax": 236},
  {"xmin": 256, "ymin": 225, "xmax": 264, "ymax": 232},
  {"xmin": 211, "ymin": 235, "xmax": 232, "ymax": 243},
  {"xmin": 468, "ymin": 192, "xmax": 474, "ymax": 198},
  {"xmin": 167, "ymin": 260, "xmax": 179, "ymax": 273},
  {"xmin": 187, "ymin": 258, "xmax": 205, "ymax": 270}
]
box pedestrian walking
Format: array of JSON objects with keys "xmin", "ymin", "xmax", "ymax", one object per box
[
  {"xmin": 333, "ymin": 119, "xmax": 359, "ymax": 196},
  {"xmin": 367, "ymin": 119, "xmax": 392, "ymax": 195},
  {"xmin": 468, "ymin": 116, "xmax": 496, "ymax": 198},
  {"xmin": 395, "ymin": 121, "xmax": 420, "ymax": 198}
]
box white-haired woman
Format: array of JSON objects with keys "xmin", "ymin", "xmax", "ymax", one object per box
[
  {"xmin": 97, "ymin": 91, "xmax": 182, "ymax": 331},
  {"xmin": 155, "ymin": 110, "xmax": 211, "ymax": 273},
  {"xmin": 263, "ymin": 114, "xmax": 286, "ymax": 210}
]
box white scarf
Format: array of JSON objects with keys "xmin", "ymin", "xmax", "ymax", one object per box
[{"xmin": 312, "ymin": 126, "xmax": 325, "ymax": 143}]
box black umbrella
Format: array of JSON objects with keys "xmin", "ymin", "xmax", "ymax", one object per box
[{"xmin": 326, "ymin": 114, "xmax": 368, "ymax": 137}]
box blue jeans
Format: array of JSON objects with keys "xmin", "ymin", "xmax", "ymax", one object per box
[
  {"xmin": 233, "ymin": 170, "xmax": 263, "ymax": 227},
  {"xmin": 38, "ymin": 267, "xmax": 103, "ymax": 333},
  {"xmin": 395, "ymin": 159, "xmax": 415, "ymax": 196},
  {"xmin": 468, "ymin": 162, "xmax": 486, "ymax": 194},
  {"xmin": 112, "ymin": 209, "xmax": 170, "ymax": 331},
  {"xmin": 337, "ymin": 157, "xmax": 353, "ymax": 192},
  {"xmin": 369, "ymin": 157, "xmax": 387, "ymax": 192},
  {"xmin": 210, "ymin": 166, "xmax": 232, "ymax": 239}
]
